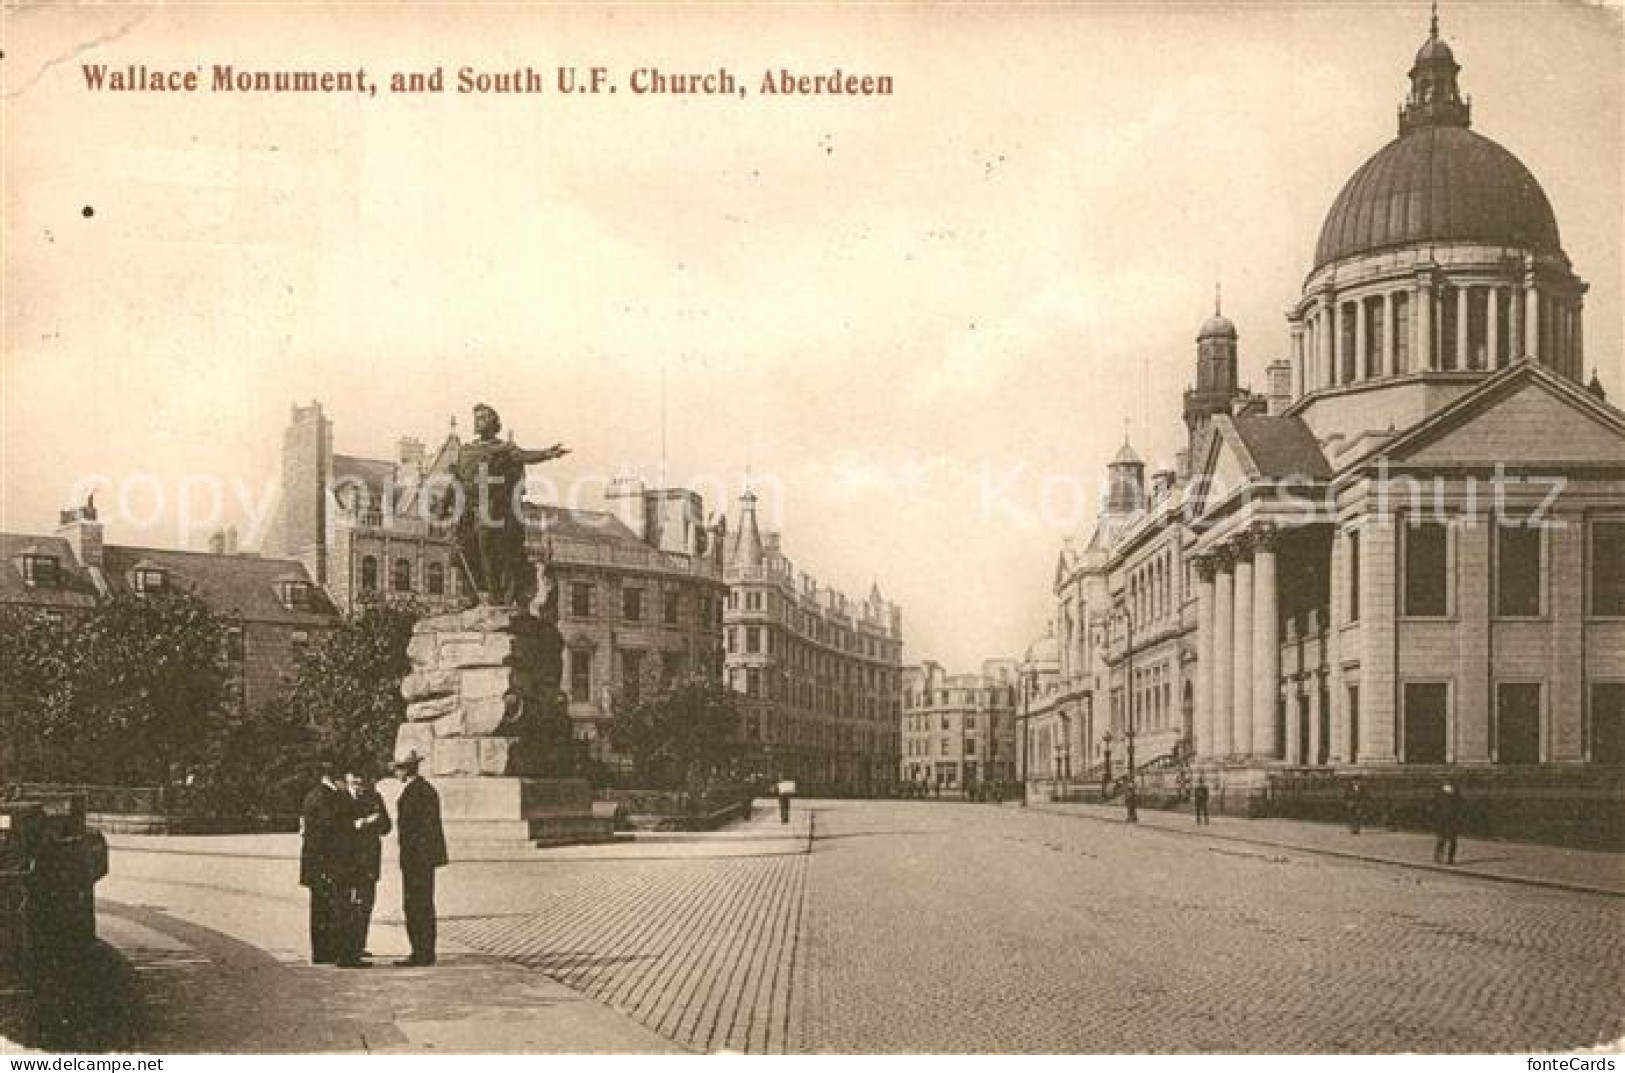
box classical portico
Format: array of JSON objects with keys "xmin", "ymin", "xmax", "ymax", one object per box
[{"xmin": 1191, "ymin": 521, "xmax": 1292, "ymax": 765}]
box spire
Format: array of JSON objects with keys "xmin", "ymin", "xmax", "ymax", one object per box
[
  {"xmin": 1399, "ymin": 2, "xmax": 1470, "ymax": 135},
  {"xmin": 730, "ymin": 487, "xmax": 765, "ymax": 569},
  {"xmin": 1214, "ymin": 280, "xmax": 1222, "ymax": 317}
]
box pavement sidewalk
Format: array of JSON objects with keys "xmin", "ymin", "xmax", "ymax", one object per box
[
  {"xmin": 100, "ymin": 798, "xmax": 812, "ymax": 864},
  {"xmin": 1026, "ymin": 799, "xmax": 1625, "ymax": 896},
  {"xmin": 78, "ymin": 870, "xmax": 683, "ymax": 1054},
  {"xmin": 16, "ymin": 804, "xmax": 814, "ymax": 1054}
]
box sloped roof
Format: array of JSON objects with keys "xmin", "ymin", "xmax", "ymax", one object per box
[
  {"xmin": 99, "ymin": 545, "xmax": 337, "ymax": 626},
  {"xmin": 0, "ymin": 533, "xmax": 101, "ymax": 610},
  {"xmin": 332, "ymin": 454, "xmax": 404, "ymax": 513},
  {"xmin": 1229, "ymin": 415, "xmax": 1333, "ymax": 480},
  {"xmin": 523, "ymin": 503, "xmax": 646, "ymax": 548},
  {"xmin": 1362, "ymin": 359, "xmax": 1625, "ymax": 468}
]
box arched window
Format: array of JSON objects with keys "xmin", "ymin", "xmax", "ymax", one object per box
[
  {"xmin": 392, "ymin": 559, "xmax": 412, "ymax": 592},
  {"xmin": 360, "ymin": 556, "xmax": 378, "ymax": 592},
  {"xmin": 427, "ymin": 562, "xmax": 445, "ymax": 596}
]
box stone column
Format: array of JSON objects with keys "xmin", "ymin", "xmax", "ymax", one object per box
[
  {"xmin": 1381, "ymin": 291, "xmax": 1395, "ymax": 377},
  {"xmin": 1525, "ymin": 280, "xmax": 1541, "ymax": 361},
  {"xmin": 1290, "ymin": 324, "xmax": 1305, "ymax": 397},
  {"xmin": 1195, "ymin": 555, "xmax": 1215, "ymax": 759},
  {"xmin": 1212, "ymin": 551, "xmax": 1235, "ymax": 758},
  {"xmin": 1456, "ymin": 285, "xmax": 1471, "ymax": 368},
  {"xmin": 1353, "ymin": 299, "xmax": 1368, "ymax": 381},
  {"xmin": 1322, "ymin": 299, "xmax": 1336, "ymax": 387},
  {"xmin": 1509, "ymin": 281, "xmax": 1523, "ymax": 357},
  {"xmin": 1416, "ymin": 276, "xmax": 1435, "ymax": 370},
  {"xmin": 1329, "ymin": 301, "xmax": 1342, "ymax": 386},
  {"xmin": 1486, "ymin": 286, "xmax": 1500, "ymax": 367},
  {"xmin": 1251, "ymin": 526, "xmax": 1281, "ymax": 761},
  {"xmin": 1231, "ymin": 536, "xmax": 1255, "ymax": 758},
  {"xmin": 1575, "ymin": 299, "xmax": 1585, "ymax": 375},
  {"xmin": 1306, "ymin": 679, "xmax": 1323, "ymax": 766}
]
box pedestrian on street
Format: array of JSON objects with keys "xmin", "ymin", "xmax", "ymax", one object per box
[
  {"xmin": 1123, "ymin": 778, "xmax": 1139, "ymax": 823},
  {"xmin": 776, "ymin": 775, "xmax": 796, "ymax": 824},
  {"xmin": 1432, "ymin": 781, "xmax": 1462, "ymax": 865},
  {"xmin": 298, "ymin": 759, "xmax": 345, "ymax": 966},
  {"xmin": 1345, "ymin": 777, "xmax": 1366, "ymax": 835},
  {"xmin": 393, "ymin": 752, "xmax": 447, "ymax": 967},
  {"xmin": 338, "ymin": 765, "xmax": 391, "ymax": 967},
  {"xmin": 1193, "ymin": 777, "xmax": 1211, "ymax": 825}
]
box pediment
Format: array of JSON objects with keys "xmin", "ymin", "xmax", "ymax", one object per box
[{"xmin": 1381, "ymin": 364, "xmax": 1625, "ymax": 468}]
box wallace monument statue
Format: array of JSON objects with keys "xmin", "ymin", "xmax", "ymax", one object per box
[
  {"xmin": 392, "ymin": 404, "xmax": 611, "ymax": 848},
  {"xmin": 444, "ymin": 402, "xmax": 569, "ymax": 608}
]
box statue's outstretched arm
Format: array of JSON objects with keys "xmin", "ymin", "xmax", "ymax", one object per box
[{"xmin": 514, "ymin": 444, "xmax": 571, "ymax": 465}]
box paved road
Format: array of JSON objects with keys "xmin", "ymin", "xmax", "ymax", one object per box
[
  {"xmin": 86, "ymin": 799, "xmax": 1624, "ymax": 1054},
  {"xmin": 792, "ymin": 801, "xmax": 1624, "ymax": 1053}
]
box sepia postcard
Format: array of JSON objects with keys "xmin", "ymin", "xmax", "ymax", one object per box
[{"xmin": 2, "ymin": 0, "xmax": 1623, "ymax": 1060}]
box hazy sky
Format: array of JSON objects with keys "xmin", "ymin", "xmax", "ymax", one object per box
[{"xmin": 4, "ymin": 2, "xmax": 1621, "ymax": 670}]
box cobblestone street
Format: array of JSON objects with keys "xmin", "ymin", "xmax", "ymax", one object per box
[
  {"xmin": 793, "ymin": 802, "xmax": 1625, "ymax": 1053},
  {"xmin": 77, "ymin": 799, "xmax": 1625, "ymax": 1054}
]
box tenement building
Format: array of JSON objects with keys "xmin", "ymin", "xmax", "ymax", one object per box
[
  {"xmin": 723, "ymin": 490, "xmax": 903, "ymax": 794},
  {"xmin": 1026, "ymin": 16, "xmax": 1625, "ymax": 842},
  {"xmin": 902, "ymin": 659, "xmax": 1020, "ymax": 791},
  {"xmin": 2, "ymin": 500, "xmax": 337, "ymax": 723},
  {"xmin": 266, "ymin": 402, "xmax": 729, "ymax": 764}
]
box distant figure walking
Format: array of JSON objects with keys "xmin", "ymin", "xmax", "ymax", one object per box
[
  {"xmin": 299, "ymin": 760, "xmax": 345, "ymax": 966},
  {"xmin": 1345, "ymin": 777, "xmax": 1366, "ymax": 835},
  {"xmin": 1432, "ymin": 782, "xmax": 1462, "ymax": 865},
  {"xmin": 1193, "ymin": 777, "xmax": 1211, "ymax": 825},
  {"xmin": 1123, "ymin": 778, "xmax": 1139, "ymax": 823},
  {"xmin": 393, "ymin": 752, "xmax": 447, "ymax": 967},
  {"xmin": 776, "ymin": 776, "xmax": 797, "ymax": 824}
]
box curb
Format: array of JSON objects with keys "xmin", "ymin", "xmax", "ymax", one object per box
[{"xmin": 1028, "ymin": 804, "xmax": 1625, "ymax": 899}]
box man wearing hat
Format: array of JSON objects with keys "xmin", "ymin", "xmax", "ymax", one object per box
[
  {"xmin": 392, "ymin": 752, "xmax": 447, "ymax": 966},
  {"xmin": 299, "ymin": 759, "xmax": 346, "ymax": 965}
]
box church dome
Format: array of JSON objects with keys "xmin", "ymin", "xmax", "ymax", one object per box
[
  {"xmin": 1024, "ymin": 631, "xmax": 1059, "ymax": 666},
  {"xmin": 1198, "ymin": 313, "xmax": 1237, "ymax": 340},
  {"xmin": 1312, "ymin": 126, "xmax": 1562, "ymax": 271}
]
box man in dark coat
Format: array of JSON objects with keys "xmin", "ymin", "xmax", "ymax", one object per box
[
  {"xmin": 335, "ymin": 767, "xmax": 391, "ymax": 967},
  {"xmin": 1193, "ymin": 777, "xmax": 1211, "ymax": 825},
  {"xmin": 392, "ymin": 752, "xmax": 447, "ymax": 967},
  {"xmin": 1432, "ymin": 782, "xmax": 1462, "ymax": 865},
  {"xmin": 1345, "ymin": 777, "xmax": 1366, "ymax": 835},
  {"xmin": 299, "ymin": 762, "xmax": 345, "ymax": 965}
]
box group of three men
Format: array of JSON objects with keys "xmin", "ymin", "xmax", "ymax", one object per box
[{"xmin": 299, "ymin": 751, "xmax": 446, "ymax": 968}]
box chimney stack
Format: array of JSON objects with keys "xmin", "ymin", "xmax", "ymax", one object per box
[
  {"xmin": 1266, "ymin": 358, "xmax": 1293, "ymax": 416},
  {"xmin": 56, "ymin": 497, "xmax": 104, "ymax": 569}
]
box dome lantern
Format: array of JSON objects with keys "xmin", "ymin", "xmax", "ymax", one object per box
[{"xmin": 1399, "ymin": 4, "xmax": 1471, "ymax": 136}]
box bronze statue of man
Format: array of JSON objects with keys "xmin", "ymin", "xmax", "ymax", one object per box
[{"xmin": 441, "ymin": 404, "xmax": 569, "ymax": 607}]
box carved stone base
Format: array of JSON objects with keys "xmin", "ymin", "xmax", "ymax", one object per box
[
  {"xmin": 394, "ymin": 605, "xmax": 572, "ymax": 779},
  {"xmin": 429, "ymin": 775, "xmax": 614, "ymax": 849}
]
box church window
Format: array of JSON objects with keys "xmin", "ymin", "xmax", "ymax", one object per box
[
  {"xmin": 360, "ymin": 556, "xmax": 378, "ymax": 592},
  {"xmin": 1590, "ymin": 521, "xmax": 1625, "ymax": 617},
  {"xmin": 392, "ymin": 559, "xmax": 412, "ymax": 592},
  {"xmin": 1403, "ymin": 523, "xmax": 1448, "ymax": 617},
  {"xmin": 1495, "ymin": 524, "xmax": 1542, "ymax": 617},
  {"xmin": 426, "ymin": 562, "xmax": 445, "ymax": 596}
]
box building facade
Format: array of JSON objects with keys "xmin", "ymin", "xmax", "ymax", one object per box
[
  {"xmin": 2, "ymin": 501, "xmax": 337, "ymax": 725},
  {"xmin": 902, "ymin": 659, "xmax": 1019, "ymax": 790},
  {"xmin": 723, "ymin": 490, "xmax": 903, "ymax": 794},
  {"xmin": 1025, "ymin": 17, "xmax": 1625, "ymax": 837},
  {"xmin": 266, "ymin": 402, "xmax": 729, "ymax": 763}
]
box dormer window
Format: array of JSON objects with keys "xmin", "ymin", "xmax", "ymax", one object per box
[
  {"xmin": 278, "ymin": 579, "xmax": 314, "ymax": 611},
  {"xmin": 132, "ymin": 567, "xmax": 167, "ymax": 594},
  {"xmin": 19, "ymin": 552, "xmax": 61, "ymax": 589}
]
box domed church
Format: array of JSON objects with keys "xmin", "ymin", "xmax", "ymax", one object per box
[{"xmin": 1028, "ymin": 12, "xmax": 1625, "ymax": 844}]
